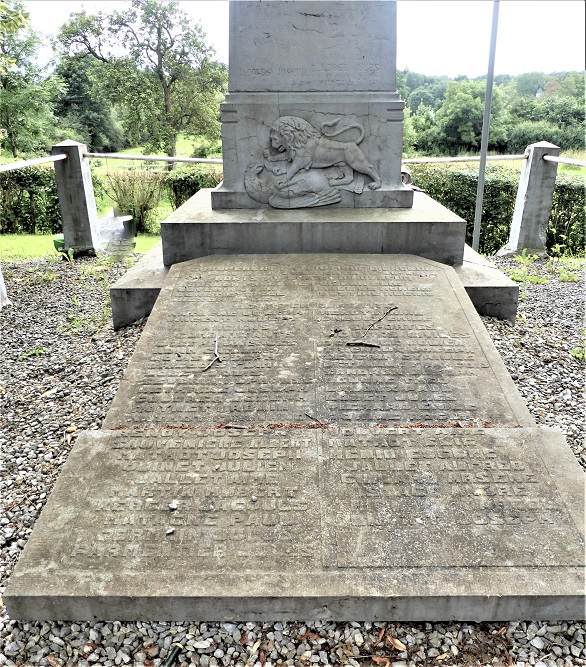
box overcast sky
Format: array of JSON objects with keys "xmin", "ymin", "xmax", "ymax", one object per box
[{"xmin": 25, "ymin": 0, "xmax": 586, "ymax": 78}]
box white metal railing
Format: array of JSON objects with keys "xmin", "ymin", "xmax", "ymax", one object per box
[
  {"xmin": 84, "ymin": 152, "xmax": 223, "ymax": 165},
  {"xmin": 543, "ymin": 155, "xmax": 586, "ymax": 167},
  {"xmin": 0, "ymin": 153, "xmax": 67, "ymax": 174},
  {"xmin": 402, "ymin": 154, "xmax": 526, "ymax": 165}
]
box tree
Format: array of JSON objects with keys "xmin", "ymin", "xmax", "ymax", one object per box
[
  {"xmin": 406, "ymin": 87, "xmax": 434, "ymax": 112},
  {"xmin": 0, "ymin": 14, "xmax": 60, "ymax": 157},
  {"xmin": 0, "ymin": 0, "xmax": 28, "ymax": 71},
  {"xmin": 434, "ymin": 80, "xmax": 508, "ymax": 154},
  {"xmin": 53, "ymin": 57, "xmax": 126, "ymax": 152},
  {"xmin": 58, "ymin": 0, "xmax": 226, "ymax": 161}
]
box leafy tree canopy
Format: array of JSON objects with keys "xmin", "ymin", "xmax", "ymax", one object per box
[{"xmin": 57, "ymin": 0, "xmax": 227, "ymax": 159}]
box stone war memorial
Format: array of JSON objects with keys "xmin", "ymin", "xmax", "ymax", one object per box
[{"xmin": 5, "ymin": 1, "xmax": 584, "ymax": 621}]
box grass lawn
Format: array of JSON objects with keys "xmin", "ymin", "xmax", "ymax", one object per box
[{"xmin": 0, "ymin": 233, "xmax": 161, "ymax": 261}]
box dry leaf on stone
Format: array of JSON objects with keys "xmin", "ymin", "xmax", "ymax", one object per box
[
  {"xmin": 386, "ymin": 635, "xmax": 407, "ymax": 652},
  {"xmin": 371, "ymin": 657, "xmax": 390, "ymax": 667},
  {"xmin": 436, "ymin": 653, "xmax": 448, "ymax": 660},
  {"xmin": 373, "ymin": 627, "xmax": 385, "ymax": 647},
  {"xmin": 47, "ymin": 656, "xmax": 61, "ymax": 667},
  {"xmin": 259, "ymin": 648, "xmax": 266, "ymax": 666},
  {"xmin": 66, "ymin": 424, "xmax": 77, "ymax": 433},
  {"xmin": 495, "ymin": 627, "xmax": 507, "ymax": 636},
  {"xmin": 251, "ymin": 640, "xmax": 261, "ymax": 653},
  {"xmin": 144, "ymin": 661, "xmax": 155, "ymax": 667}
]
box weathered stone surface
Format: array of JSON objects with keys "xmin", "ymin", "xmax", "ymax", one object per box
[
  {"xmin": 216, "ymin": 1, "xmax": 409, "ymax": 209},
  {"xmin": 229, "ymin": 1, "xmax": 396, "ymax": 93},
  {"xmin": 110, "ymin": 243, "xmax": 168, "ymax": 330},
  {"xmin": 163, "ymin": 189, "xmax": 463, "ymax": 266},
  {"xmin": 52, "ymin": 141, "xmax": 101, "ymax": 254},
  {"xmin": 455, "ymin": 245, "xmax": 519, "ymax": 322},
  {"xmin": 103, "ymin": 254, "xmax": 532, "ymax": 429},
  {"xmin": 6, "ymin": 427, "xmax": 584, "ymax": 620}
]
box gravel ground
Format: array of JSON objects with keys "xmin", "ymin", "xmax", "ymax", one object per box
[{"xmin": 0, "ymin": 253, "xmax": 584, "ymax": 667}]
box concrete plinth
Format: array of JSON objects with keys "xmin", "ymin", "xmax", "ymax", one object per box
[
  {"xmin": 111, "ymin": 243, "xmax": 519, "ymax": 330},
  {"xmin": 161, "ymin": 189, "xmax": 466, "ymax": 267},
  {"xmin": 110, "ymin": 243, "xmax": 168, "ymax": 330},
  {"xmin": 455, "ymin": 246, "xmax": 519, "ymax": 322}
]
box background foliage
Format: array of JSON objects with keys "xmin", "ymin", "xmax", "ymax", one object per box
[{"xmin": 410, "ymin": 164, "xmax": 585, "ymax": 255}]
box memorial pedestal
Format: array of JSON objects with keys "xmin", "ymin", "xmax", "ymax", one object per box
[{"xmin": 161, "ymin": 189, "xmax": 465, "ymax": 266}]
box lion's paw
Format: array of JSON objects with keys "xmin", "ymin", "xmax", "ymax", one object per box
[{"xmin": 368, "ymin": 181, "xmax": 382, "ymax": 190}]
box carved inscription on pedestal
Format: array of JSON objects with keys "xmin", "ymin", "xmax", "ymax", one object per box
[
  {"xmin": 17, "ymin": 428, "xmax": 584, "ymax": 587},
  {"xmin": 63, "ymin": 430, "xmax": 320, "ymax": 572}
]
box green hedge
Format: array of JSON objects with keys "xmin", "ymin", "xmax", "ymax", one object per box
[
  {"xmin": 0, "ymin": 167, "xmax": 61, "ymax": 234},
  {"xmin": 164, "ymin": 166, "xmax": 223, "ymax": 209},
  {"xmin": 409, "ymin": 163, "xmax": 585, "ymax": 256}
]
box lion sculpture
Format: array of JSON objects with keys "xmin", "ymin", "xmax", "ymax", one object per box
[{"xmin": 264, "ymin": 115, "xmax": 381, "ymax": 191}]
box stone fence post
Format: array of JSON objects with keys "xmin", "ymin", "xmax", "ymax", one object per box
[
  {"xmin": 52, "ymin": 140, "xmax": 100, "ymax": 255},
  {"xmin": 498, "ymin": 141, "xmax": 560, "ymax": 257}
]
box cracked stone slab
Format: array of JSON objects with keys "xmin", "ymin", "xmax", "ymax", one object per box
[{"xmin": 5, "ymin": 427, "xmax": 584, "ymax": 620}]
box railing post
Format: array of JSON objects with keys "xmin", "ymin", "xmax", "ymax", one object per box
[
  {"xmin": 498, "ymin": 141, "xmax": 560, "ymax": 257},
  {"xmin": 52, "ymin": 140, "xmax": 101, "ymax": 255}
]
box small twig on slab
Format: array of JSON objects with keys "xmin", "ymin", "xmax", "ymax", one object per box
[
  {"xmin": 223, "ymin": 423, "xmax": 247, "ymax": 430},
  {"xmin": 346, "ymin": 341, "xmax": 381, "ymax": 348},
  {"xmin": 304, "ymin": 412, "xmax": 325, "ymax": 425},
  {"xmin": 362, "ymin": 306, "xmax": 398, "ymax": 337},
  {"xmin": 202, "ymin": 333, "xmax": 222, "ymax": 371}
]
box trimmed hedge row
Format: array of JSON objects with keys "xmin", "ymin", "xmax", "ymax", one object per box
[
  {"xmin": 0, "ymin": 167, "xmax": 61, "ymax": 235},
  {"xmin": 2, "ymin": 163, "xmax": 582, "ymax": 258},
  {"xmin": 164, "ymin": 166, "xmax": 223, "ymax": 209},
  {"xmin": 0, "ymin": 165, "xmax": 223, "ymax": 235},
  {"xmin": 409, "ymin": 163, "xmax": 585, "ymax": 256}
]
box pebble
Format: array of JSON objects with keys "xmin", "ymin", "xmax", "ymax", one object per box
[{"xmin": 0, "ymin": 255, "xmax": 584, "ymax": 666}]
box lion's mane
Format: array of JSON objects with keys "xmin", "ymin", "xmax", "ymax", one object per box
[{"xmin": 270, "ymin": 116, "xmax": 320, "ymax": 159}]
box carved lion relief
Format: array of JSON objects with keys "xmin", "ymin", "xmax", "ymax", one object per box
[{"xmin": 244, "ymin": 115, "xmax": 381, "ymax": 209}]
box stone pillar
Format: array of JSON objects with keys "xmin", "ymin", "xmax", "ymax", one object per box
[
  {"xmin": 52, "ymin": 140, "xmax": 101, "ymax": 255},
  {"xmin": 498, "ymin": 141, "xmax": 560, "ymax": 257}
]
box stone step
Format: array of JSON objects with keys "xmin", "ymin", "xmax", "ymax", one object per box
[
  {"xmin": 6, "ymin": 427, "xmax": 584, "ymax": 620},
  {"xmin": 160, "ymin": 189, "xmax": 466, "ymax": 266},
  {"xmin": 110, "ymin": 243, "xmax": 518, "ymax": 330}
]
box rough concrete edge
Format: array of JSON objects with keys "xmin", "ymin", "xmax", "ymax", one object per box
[
  {"xmin": 455, "ymin": 245, "xmax": 519, "ymax": 322},
  {"xmin": 110, "ymin": 243, "xmax": 168, "ymax": 330}
]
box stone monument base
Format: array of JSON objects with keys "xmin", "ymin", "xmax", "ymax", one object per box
[
  {"xmin": 161, "ymin": 189, "xmax": 466, "ymax": 267},
  {"xmin": 6, "ymin": 254, "xmax": 583, "ymax": 621}
]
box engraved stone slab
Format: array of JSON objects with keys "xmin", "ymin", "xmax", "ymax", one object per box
[
  {"xmin": 5, "ymin": 428, "xmax": 584, "ymax": 620},
  {"xmin": 103, "ymin": 255, "xmax": 533, "ymax": 430}
]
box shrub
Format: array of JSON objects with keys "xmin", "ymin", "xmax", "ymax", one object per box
[
  {"xmin": 164, "ymin": 166, "xmax": 223, "ymax": 209},
  {"xmin": 0, "ymin": 166, "xmax": 61, "ymax": 234},
  {"xmin": 410, "ymin": 163, "xmax": 584, "ymax": 256},
  {"xmin": 102, "ymin": 168, "xmax": 166, "ymax": 233}
]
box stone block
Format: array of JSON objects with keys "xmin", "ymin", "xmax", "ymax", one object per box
[
  {"xmin": 162, "ymin": 189, "xmax": 464, "ymax": 266},
  {"xmin": 217, "ymin": 1, "xmax": 409, "ymax": 209},
  {"xmin": 110, "ymin": 243, "xmax": 168, "ymax": 329},
  {"xmin": 5, "ymin": 427, "xmax": 584, "ymax": 620},
  {"xmin": 455, "ymin": 245, "xmax": 519, "ymax": 322},
  {"xmin": 9, "ymin": 254, "xmax": 580, "ymax": 622}
]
